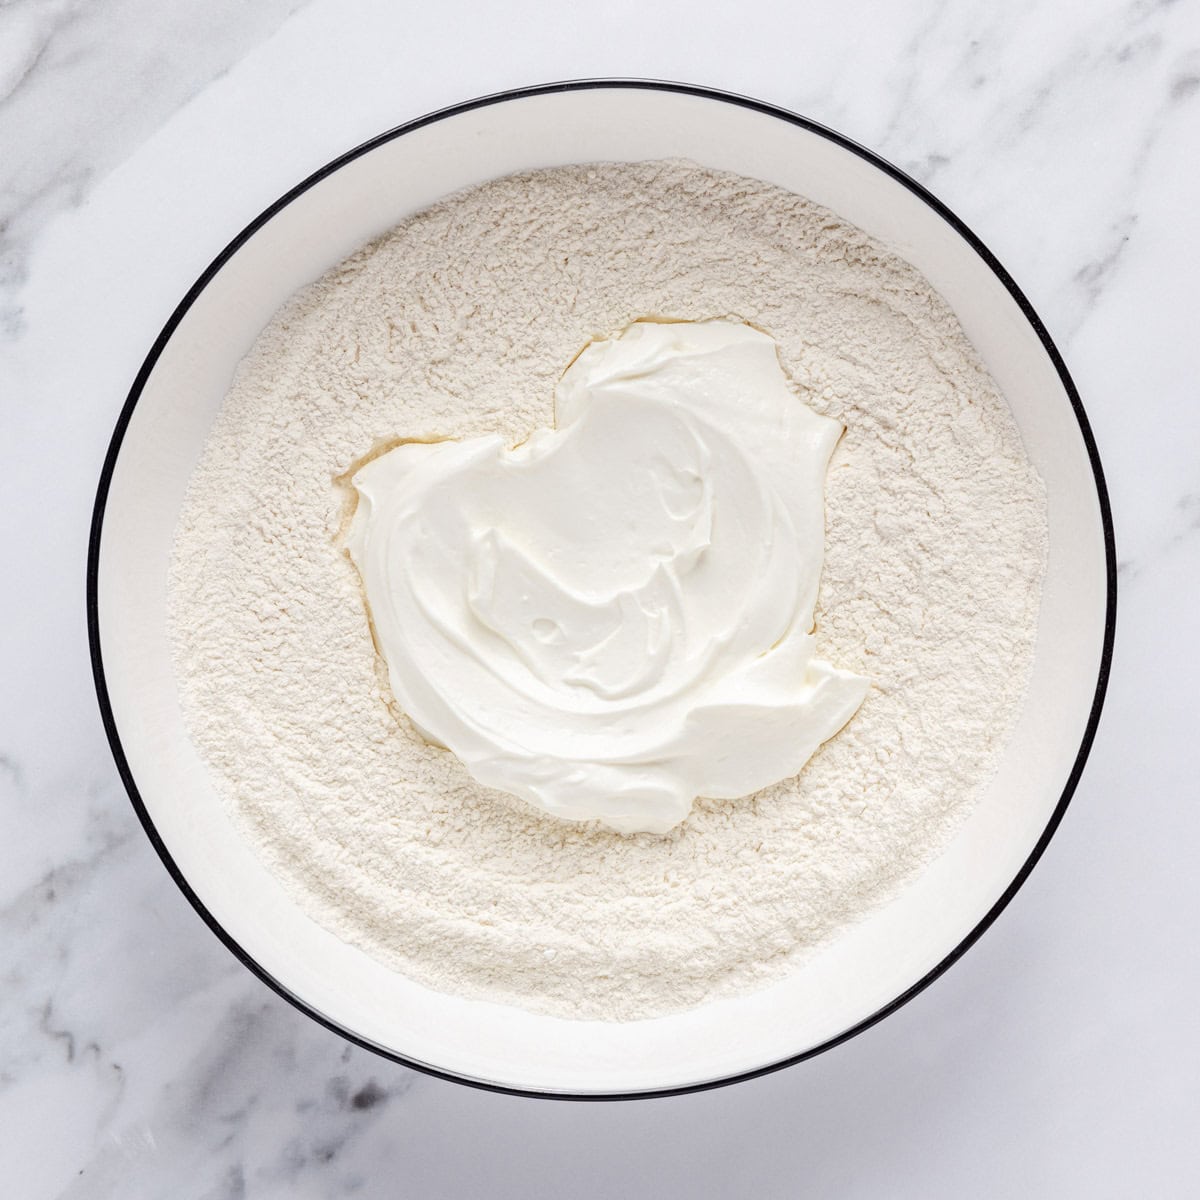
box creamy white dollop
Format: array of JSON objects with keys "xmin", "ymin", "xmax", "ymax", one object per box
[{"xmin": 345, "ymin": 320, "xmax": 869, "ymax": 834}]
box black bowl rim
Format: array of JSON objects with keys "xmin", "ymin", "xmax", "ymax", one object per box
[{"xmin": 87, "ymin": 77, "xmax": 1117, "ymax": 1101}]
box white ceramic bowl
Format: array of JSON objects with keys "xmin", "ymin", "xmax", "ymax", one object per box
[{"xmin": 89, "ymin": 81, "xmax": 1115, "ymax": 1098}]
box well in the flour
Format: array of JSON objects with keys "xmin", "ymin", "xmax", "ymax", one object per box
[{"xmin": 342, "ymin": 318, "xmax": 869, "ymax": 837}]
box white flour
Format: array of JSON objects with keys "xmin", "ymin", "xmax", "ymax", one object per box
[{"xmin": 169, "ymin": 161, "xmax": 1047, "ymax": 1021}]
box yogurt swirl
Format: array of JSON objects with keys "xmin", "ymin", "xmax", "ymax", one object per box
[{"xmin": 345, "ymin": 320, "xmax": 868, "ymax": 834}]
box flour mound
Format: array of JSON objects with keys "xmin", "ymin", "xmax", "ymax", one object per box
[{"xmin": 169, "ymin": 161, "xmax": 1047, "ymax": 1021}]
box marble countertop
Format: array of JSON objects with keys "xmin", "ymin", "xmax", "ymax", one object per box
[{"xmin": 3, "ymin": 0, "xmax": 1197, "ymax": 1195}]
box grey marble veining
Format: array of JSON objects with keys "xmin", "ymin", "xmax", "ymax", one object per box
[
  {"xmin": 2, "ymin": 0, "xmax": 1198, "ymax": 1195},
  {"xmin": 0, "ymin": 0, "xmax": 306, "ymax": 333},
  {"xmin": 871, "ymin": 0, "xmax": 1198, "ymax": 338}
]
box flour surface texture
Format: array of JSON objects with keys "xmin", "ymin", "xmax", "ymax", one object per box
[{"xmin": 170, "ymin": 162, "xmax": 1047, "ymax": 1021}]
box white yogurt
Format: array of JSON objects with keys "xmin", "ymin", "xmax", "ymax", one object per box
[{"xmin": 346, "ymin": 320, "xmax": 868, "ymax": 834}]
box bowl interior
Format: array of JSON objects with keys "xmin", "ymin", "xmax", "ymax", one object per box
[{"xmin": 94, "ymin": 85, "xmax": 1110, "ymax": 1096}]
